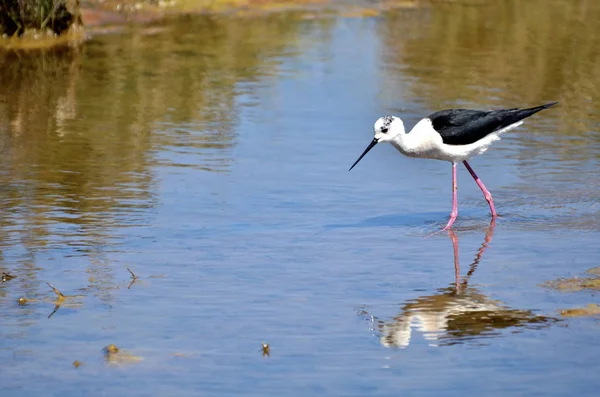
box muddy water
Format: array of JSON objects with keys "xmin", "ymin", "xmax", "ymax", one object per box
[{"xmin": 1, "ymin": 0, "xmax": 600, "ymax": 395}]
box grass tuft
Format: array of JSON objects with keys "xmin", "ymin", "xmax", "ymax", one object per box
[{"xmin": 0, "ymin": 0, "xmax": 82, "ymax": 36}]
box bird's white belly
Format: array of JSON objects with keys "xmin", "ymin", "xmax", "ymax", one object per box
[{"xmin": 392, "ymin": 132, "xmax": 502, "ymax": 163}]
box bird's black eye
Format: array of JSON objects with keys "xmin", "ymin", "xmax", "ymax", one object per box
[{"xmin": 381, "ymin": 128, "xmax": 388, "ymax": 133}]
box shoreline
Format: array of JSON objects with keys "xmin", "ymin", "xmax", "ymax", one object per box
[{"xmin": 1, "ymin": 0, "xmax": 420, "ymax": 49}]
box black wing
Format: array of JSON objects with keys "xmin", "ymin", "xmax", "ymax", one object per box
[{"xmin": 428, "ymin": 102, "xmax": 558, "ymax": 146}]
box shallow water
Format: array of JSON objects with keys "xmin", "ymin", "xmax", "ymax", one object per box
[{"xmin": 1, "ymin": 0, "xmax": 600, "ymax": 395}]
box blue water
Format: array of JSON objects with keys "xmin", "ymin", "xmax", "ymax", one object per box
[{"xmin": 1, "ymin": 1, "xmax": 600, "ymax": 395}]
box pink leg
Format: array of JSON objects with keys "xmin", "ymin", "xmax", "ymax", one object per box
[
  {"xmin": 442, "ymin": 163, "xmax": 458, "ymax": 231},
  {"xmin": 463, "ymin": 161, "xmax": 497, "ymax": 217}
]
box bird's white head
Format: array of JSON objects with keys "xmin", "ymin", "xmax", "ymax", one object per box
[
  {"xmin": 373, "ymin": 115, "xmax": 404, "ymax": 142},
  {"xmin": 349, "ymin": 115, "xmax": 405, "ymax": 171}
]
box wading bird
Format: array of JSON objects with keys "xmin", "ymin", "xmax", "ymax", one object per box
[{"xmin": 349, "ymin": 102, "xmax": 558, "ymax": 230}]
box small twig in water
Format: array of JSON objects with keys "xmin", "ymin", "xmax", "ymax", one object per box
[
  {"xmin": 45, "ymin": 282, "xmax": 65, "ymax": 319},
  {"xmin": 127, "ymin": 268, "xmax": 138, "ymax": 289},
  {"xmin": 127, "ymin": 268, "xmax": 137, "ymax": 280},
  {"xmin": 46, "ymin": 282, "xmax": 65, "ymax": 299},
  {"xmin": 48, "ymin": 304, "xmax": 61, "ymax": 319}
]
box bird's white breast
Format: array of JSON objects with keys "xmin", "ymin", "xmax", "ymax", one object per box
[{"xmin": 390, "ymin": 118, "xmax": 446, "ymax": 160}]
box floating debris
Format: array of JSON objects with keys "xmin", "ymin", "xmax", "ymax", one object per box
[
  {"xmin": 105, "ymin": 344, "xmax": 119, "ymax": 354},
  {"xmin": 72, "ymin": 360, "xmax": 83, "ymax": 368},
  {"xmin": 2, "ymin": 273, "xmax": 15, "ymax": 282},
  {"xmin": 559, "ymin": 304, "xmax": 600, "ymax": 318},
  {"xmin": 103, "ymin": 344, "xmax": 143, "ymax": 366},
  {"xmin": 261, "ymin": 343, "xmax": 270, "ymax": 357}
]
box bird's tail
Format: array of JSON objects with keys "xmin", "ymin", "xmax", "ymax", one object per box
[
  {"xmin": 523, "ymin": 101, "xmax": 559, "ymax": 113},
  {"xmin": 515, "ymin": 101, "xmax": 559, "ymax": 120}
]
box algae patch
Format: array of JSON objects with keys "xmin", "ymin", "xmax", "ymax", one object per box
[
  {"xmin": 586, "ymin": 267, "xmax": 600, "ymax": 277},
  {"xmin": 559, "ymin": 304, "xmax": 600, "ymax": 318},
  {"xmin": 542, "ymin": 267, "xmax": 600, "ymax": 318},
  {"xmin": 541, "ymin": 267, "xmax": 600, "ymax": 293}
]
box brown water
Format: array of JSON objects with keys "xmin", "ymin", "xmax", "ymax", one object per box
[{"xmin": 1, "ymin": 1, "xmax": 600, "ymax": 395}]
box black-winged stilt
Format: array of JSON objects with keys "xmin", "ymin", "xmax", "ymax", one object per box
[{"xmin": 349, "ymin": 102, "xmax": 559, "ymax": 230}]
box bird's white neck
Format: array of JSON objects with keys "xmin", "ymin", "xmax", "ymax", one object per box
[
  {"xmin": 389, "ymin": 123, "xmax": 417, "ymax": 156},
  {"xmin": 389, "ymin": 118, "xmax": 440, "ymax": 158}
]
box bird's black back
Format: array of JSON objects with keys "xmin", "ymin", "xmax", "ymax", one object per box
[{"xmin": 428, "ymin": 102, "xmax": 558, "ymax": 146}]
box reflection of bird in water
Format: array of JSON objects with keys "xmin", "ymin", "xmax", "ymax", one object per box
[{"xmin": 359, "ymin": 220, "xmax": 556, "ymax": 348}]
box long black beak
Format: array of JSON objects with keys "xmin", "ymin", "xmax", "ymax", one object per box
[{"xmin": 349, "ymin": 138, "xmax": 378, "ymax": 171}]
